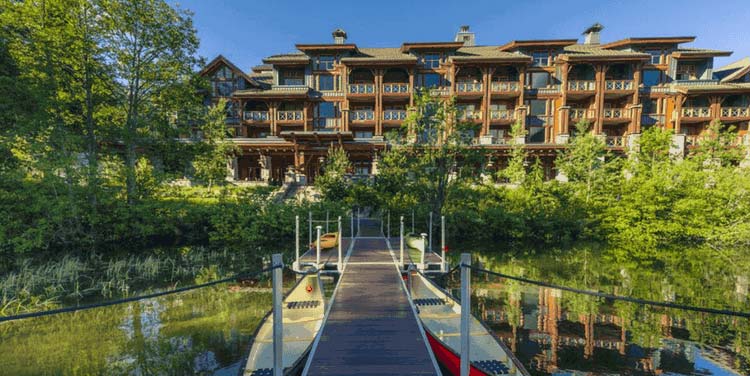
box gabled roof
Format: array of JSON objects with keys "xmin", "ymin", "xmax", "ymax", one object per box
[
  {"xmin": 262, "ymin": 53, "xmax": 310, "ymax": 64},
  {"xmin": 498, "ymin": 39, "xmax": 578, "ymax": 51},
  {"xmin": 199, "ymin": 55, "xmax": 257, "ymax": 85},
  {"xmin": 295, "ymin": 44, "xmax": 358, "ymax": 53},
  {"xmin": 600, "ymin": 36, "xmax": 695, "ymax": 49},
  {"xmin": 251, "ymin": 64, "xmax": 272, "ymax": 73},
  {"xmin": 558, "ymin": 44, "xmax": 650, "ymax": 62},
  {"xmin": 672, "ymin": 48, "xmax": 732, "ymax": 59},
  {"xmin": 716, "ymin": 58, "xmax": 750, "ymax": 83},
  {"xmin": 340, "ymin": 48, "xmax": 418, "ymax": 65},
  {"xmin": 450, "ymin": 46, "xmax": 531, "ymax": 63},
  {"xmin": 400, "ymin": 42, "xmax": 465, "ymax": 53}
]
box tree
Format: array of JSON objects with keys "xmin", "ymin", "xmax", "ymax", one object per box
[
  {"xmin": 315, "ymin": 145, "xmax": 352, "ymax": 201},
  {"xmin": 193, "ymin": 99, "xmax": 237, "ymax": 188},
  {"xmin": 498, "ymin": 120, "xmax": 527, "ymax": 185},
  {"xmin": 691, "ymin": 119, "xmax": 745, "ymax": 167},
  {"xmin": 558, "ymin": 120, "xmax": 619, "ymax": 204},
  {"xmin": 99, "ymin": 0, "xmax": 199, "ymax": 203}
]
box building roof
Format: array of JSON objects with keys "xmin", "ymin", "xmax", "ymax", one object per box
[
  {"xmin": 251, "ymin": 64, "xmax": 272, "ymax": 73},
  {"xmin": 199, "ymin": 55, "xmax": 258, "ymax": 86},
  {"xmin": 672, "ymin": 48, "xmax": 733, "ymax": 58},
  {"xmin": 400, "ymin": 42, "xmax": 465, "ymax": 52},
  {"xmin": 450, "ymin": 46, "xmax": 531, "ymax": 63},
  {"xmin": 498, "ymin": 39, "xmax": 578, "ymax": 51},
  {"xmin": 715, "ymin": 58, "xmax": 750, "ymax": 83},
  {"xmin": 600, "ymin": 36, "xmax": 695, "ymax": 49},
  {"xmin": 558, "ymin": 44, "xmax": 650, "ymax": 61},
  {"xmin": 295, "ymin": 44, "xmax": 359, "ymax": 53},
  {"xmin": 340, "ymin": 48, "xmax": 418, "ymax": 64},
  {"xmin": 674, "ymin": 82, "xmax": 750, "ymax": 94},
  {"xmin": 262, "ymin": 53, "xmax": 310, "ymax": 64},
  {"xmin": 233, "ymin": 86, "xmax": 310, "ymax": 98}
]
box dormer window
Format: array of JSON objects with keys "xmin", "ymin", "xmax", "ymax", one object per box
[
  {"xmin": 646, "ymin": 50, "xmax": 662, "ymax": 65},
  {"xmin": 280, "ymin": 69, "xmax": 305, "ymax": 85},
  {"xmin": 676, "ymin": 64, "xmax": 697, "ymax": 80},
  {"xmin": 212, "ymin": 66, "xmax": 233, "ymax": 80},
  {"xmin": 421, "ymin": 53, "xmax": 441, "ymax": 69},
  {"xmin": 532, "ymin": 51, "xmax": 549, "ymax": 67},
  {"xmin": 314, "ymin": 55, "xmax": 335, "ymax": 70}
]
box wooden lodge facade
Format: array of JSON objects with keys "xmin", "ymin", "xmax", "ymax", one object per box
[{"xmin": 198, "ymin": 24, "xmax": 750, "ymax": 184}]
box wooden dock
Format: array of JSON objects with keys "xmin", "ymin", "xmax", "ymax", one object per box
[{"xmin": 303, "ymin": 226, "xmax": 440, "ymax": 375}]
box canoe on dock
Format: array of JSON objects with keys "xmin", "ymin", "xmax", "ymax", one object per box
[
  {"xmin": 239, "ymin": 273, "xmax": 326, "ymax": 376},
  {"xmin": 409, "ymin": 271, "xmax": 530, "ymax": 376},
  {"xmin": 308, "ymin": 232, "xmax": 338, "ymax": 250},
  {"xmin": 405, "ymin": 233, "xmax": 425, "ymax": 252}
]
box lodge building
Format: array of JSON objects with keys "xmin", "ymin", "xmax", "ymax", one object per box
[{"xmin": 198, "ymin": 24, "xmax": 750, "ymax": 183}]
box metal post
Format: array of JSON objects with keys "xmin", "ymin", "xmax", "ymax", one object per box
[
  {"xmin": 428, "ymin": 211, "xmax": 433, "ymax": 253},
  {"xmin": 460, "ymin": 253, "xmax": 471, "ymax": 376},
  {"xmin": 441, "ymin": 215, "xmax": 446, "ymax": 272},
  {"xmin": 400, "ymin": 216, "xmax": 404, "ymax": 267},
  {"xmin": 326, "ymin": 211, "xmax": 329, "ymax": 233},
  {"xmin": 380, "ymin": 211, "xmax": 384, "ymax": 235},
  {"xmin": 420, "ymin": 233, "xmax": 427, "ymax": 270},
  {"xmin": 387, "ymin": 211, "xmax": 391, "ymax": 239},
  {"xmin": 407, "ymin": 264, "xmax": 415, "ymax": 293},
  {"xmin": 357, "ymin": 207, "xmax": 360, "ymax": 234},
  {"xmin": 295, "ymin": 215, "xmax": 300, "ymax": 271},
  {"xmin": 338, "ymin": 216, "xmax": 343, "ymax": 271},
  {"xmin": 351, "ymin": 209, "xmax": 355, "ymax": 239},
  {"xmin": 272, "ymin": 253, "xmax": 283, "ymax": 376},
  {"xmin": 308, "ymin": 211, "xmax": 312, "ymax": 247},
  {"xmin": 411, "ymin": 210, "xmax": 415, "ymax": 233},
  {"xmin": 316, "ymin": 225, "xmax": 322, "ymax": 267}
]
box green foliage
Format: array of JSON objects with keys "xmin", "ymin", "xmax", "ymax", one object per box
[
  {"xmin": 315, "ymin": 146, "xmax": 352, "ymax": 201},
  {"xmin": 498, "ymin": 120, "xmax": 528, "ymax": 184},
  {"xmin": 193, "ymin": 99, "xmax": 238, "ymax": 187}
]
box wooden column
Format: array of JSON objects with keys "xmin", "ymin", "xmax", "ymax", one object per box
[
  {"xmin": 710, "ymin": 95, "xmax": 721, "ymax": 120},
  {"xmin": 517, "ymin": 65, "xmax": 526, "ymax": 126},
  {"xmin": 632, "ymin": 63, "xmax": 642, "ymax": 105},
  {"xmin": 675, "ymin": 94, "xmax": 686, "ymax": 134},
  {"xmin": 594, "ymin": 64, "xmax": 607, "ymax": 134},
  {"xmin": 376, "ymin": 69, "xmax": 383, "ymax": 136},
  {"xmin": 481, "ymin": 67, "xmax": 491, "ymax": 135},
  {"xmin": 270, "ymin": 101, "xmax": 278, "ymax": 136},
  {"xmin": 408, "ymin": 67, "xmax": 415, "ymax": 107}
]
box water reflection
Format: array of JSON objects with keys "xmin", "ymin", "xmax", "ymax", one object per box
[{"xmin": 446, "ymin": 244, "xmax": 750, "ymax": 375}]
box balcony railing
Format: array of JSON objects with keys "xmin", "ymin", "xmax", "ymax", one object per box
[
  {"xmin": 457, "ymin": 110, "xmax": 482, "ymax": 121},
  {"xmin": 490, "ymin": 81, "xmax": 520, "ymax": 92},
  {"xmin": 243, "ymin": 111, "xmax": 269, "ymax": 122},
  {"xmin": 349, "ymin": 110, "xmax": 375, "ymax": 121},
  {"xmin": 605, "ymin": 80, "xmax": 634, "ymax": 91},
  {"xmin": 382, "ymin": 83, "xmax": 409, "ymax": 94},
  {"xmin": 569, "ymin": 108, "xmax": 596, "ymax": 119},
  {"xmin": 489, "ymin": 109, "xmax": 513, "ymax": 121},
  {"xmin": 456, "ymin": 82, "xmax": 483, "ymax": 93},
  {"xmin": 536, "ymin": 85, "xmax": 561, "ymax": 95},
  {"xmin": 721, "ymin": 107, "xmax": 750, "ymax": 118},
  {"xmin": 428, "ymin": 87, "xmax": 451, "ymax": 96},
  {"xmin": 568, "ymin": 80, "xmax": 596, "ymax": 91},
  {"xmin": 606, "ymin": 136, "xmax": 626, "ymax": 147},
  {"xmin": 313, "ymin": 118, "xmax": 340, "ymax": 132},
  {"xmin": 348, "ymin": 83, "xmax": 375, "ymax": 94},
  {"xmin": 603, "ymin": 108, "xmax": 630, "ymax": 119},
  {"xmin": 383, "ymin": 110, "xmax": 407, "ymax": 121},
  {"xmin": 641, "ymin": 114, "xmax": 665, "ymax": 126},
  {"xmin": 682, "ymin": 107, "xmax": 711, "ymax": 118},
  {"xmin": 276, "ymin": 110, "xmax": 303, "ymax": 121},
  {"xmin": 527, "ymin": 115, "xmax": 552, "ymax": 126}
]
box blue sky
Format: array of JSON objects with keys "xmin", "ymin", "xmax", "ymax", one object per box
[{"xmin": 172, "ymin": 0, "xmax": 750, "ymax": 71}]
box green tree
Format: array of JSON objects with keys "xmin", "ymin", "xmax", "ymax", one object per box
[
  {"xmin": 558, "ymin": 120, "xmax": 619, "ymax": 204},
  {"xmin": 315, "ymin": 145, "xmax": 352, "ymax": 201},
  {"xmin": 499, "ymin": 120, "xmax": 528, "ymax": 185},
  {"xmin": 193, "ymin": 99, "xmax": 237, "ymax": 187},
  {"xmin": 691, "ymin": 119, "xmax": 745, "ymax": 166}
]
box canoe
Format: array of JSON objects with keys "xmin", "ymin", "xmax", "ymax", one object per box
[
  {"xmin": 309, "ymin": 232, "xmax": 338, "ymax": 250},
  {"xmin": 239, "ymin": 273, "xmax": 326, "ymax": 376},
  {"xmin": 405, "ymin": 233, "xmax": 425, "ymax": 253},
  {"xmin": 409, "ymin": 271, "xmax": 530, "ymax": 376}
]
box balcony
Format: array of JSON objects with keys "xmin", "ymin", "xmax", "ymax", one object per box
[
  {"xmin": 383, "ymin": 110, "xmax": 407, "ymax": 122},
  {"xmin": 602, "ymin": 108, "xmax": 630, "ymax": 120},
  {"xmin": 606, "ymin": 136, "xmax": 626, "ymax": 147},
  {"xmin": 568, "ymin": 80, "xmax": 596, "ymax": 91},
  {"xmin": 348, "ymin": 83, "xmax": 375, "ymax": 95},
  {"xmin": 685, "ymin": 135, "xmax": 703, "ymax": 147},
  {"xmin": 276, "ymin": 110, "xmax": 303, "ymax": 122},
  {"xmin": 604, "ymin": 80, "xmax": 634, "ymax": 91},
  {"xmin": 243, "ymin": 111, "xmax": 270, "ymax": 123},
  {"xmin": 457, "ymin": 110, "xmax": 482, "ymax": 121},
  {"xmin": 721, "ymin": 107, "xmax": 750, "ymax": 118},
  {"xmin": 456, "ymin": 82, "xmax": 483, "ymax": 94},
  {"xmin": 490, "ymin": 81, "xmax": 520, "ymax": 93},
  {"xmin": 428, "ymin": 87, "xmax": 451, "ymax": 96},
  {"xmin": 489, "ymin": 109, "xmax": 513, "ymax": 121},
  {"xmin": 313, "ymin": 118, "xmax": 341, "ymax": 132},
  {"xmin": 349, "ymin": 110, "xmax": 375, "ymax": 122},
  {"xmin": 681, "ymin": 107, "xmax": 711, "ymax": 118},
  {"xmin": 534, "ymin": 85, "xmax": 561, "ymax": 95},
  {"xmin": 382, "ymin": 83, "xmax": 410, "ymax": 95},
  {"xmin": 570, "ymin": 108, "xmax": 596, "ymax": 120}
]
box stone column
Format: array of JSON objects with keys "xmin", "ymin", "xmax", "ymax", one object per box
[
  {"xmin": 556, "ymin": 106, "xmax": 571, "ymax": 144},
  {"xmin": 670, "ymin": 134, "xmax": 686, "ymax": 159}
]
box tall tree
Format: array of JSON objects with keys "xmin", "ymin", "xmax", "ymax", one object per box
[
  {"xmin": 558, "ymin": 120, "xmax": 619, "ymax": 204},
  {"xmin": 193, "ymin": 99, "xmax": 238, "ymax": 188},
  {"xmin": 499, "ymin": 120, "xmax": 528, "ymax": 185},
  {"xmin": 99, "ymin": 0, "xmax": 199, "ymax": 203}
]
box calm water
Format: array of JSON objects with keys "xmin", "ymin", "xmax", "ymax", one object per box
[{"xmin": 446, "ymin": 243, "xmax": 750, "ymax": 376}]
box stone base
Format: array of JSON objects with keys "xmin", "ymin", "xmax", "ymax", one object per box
[
  {"xmin": 514, "ymin": 136, "xmax": 526, "ymax": 145},
  {"xmin": 670, "ymin": 134, "xmax": 686, "ymax": 159},
  {"xmin": 555, "ymin": 134, "xmax": 570, "ymax": 144},
  {"xmin": 627, "ymin": 133, "xmax": 641, "ymax": 153}
]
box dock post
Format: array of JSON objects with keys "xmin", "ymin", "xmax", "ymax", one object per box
[
  {"xmin": 441, "ymin": 215, "xmax": 446, "ymax": 272},
  {"xmin": 357, "ymin": 207, "xmax": 360, "ymax": 234},
  {"xmin": 420, "ymin": 233, "xmax": 427, "ymax": 271},
  {"xmin": 308, "ymin": 211, "xmax": 312, "ymax": 248},
  {"xmin": 460, "ymin": 253, "xmax": 471, "ymax": 376},
  {"xmin": 380, "ymin": 211, "xmax": 384, "ymax": 235},
  {"xmin": 326, "ymin": 211, "xmax": 329, "ymax": 233},
  {"xmin": 387, "ymin": 211, "xmax": 391, "ymax": 239},
  {"xmin": 294, "ymin": 215, "xmax": 300, "ymax": 271},
  {"xmin": 400, "ymin": 216, "xmax": 404, "ymax": 267},
  {"xmin": 428, "ymin": 211, "xmax": 433, "ymax": 253},
  {"xmin": 337, "ymin": 216, "xmax": 343, "ymax": 272},
  {"xmin": 351, "ymin": 209, "xmax": 355, "ymax": 239},
  {"xmin": 272, "ymin": 253, "xmax": 283, "ymax": 376},
  {"xmin": 411, "ymin": 210, "xmax": 415, "ymax": 233},
  {"xmin": 316, "ymin": 225, "xmax": 322, "ymax": 267}
]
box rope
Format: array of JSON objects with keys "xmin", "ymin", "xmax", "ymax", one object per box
[
  {"xmin": 462, "ymin": 264, "xmax": 750, "ymax": 319},
  {"xmin": 0, "ymin": 265, "xmax": 281, "ymax": 324}
]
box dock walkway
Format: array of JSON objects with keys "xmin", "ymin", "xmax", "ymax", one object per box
[{"xmin": 303, "ymin": 221, "xmax": 439, "ymax": 375}]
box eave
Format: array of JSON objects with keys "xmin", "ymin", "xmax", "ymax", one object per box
[
  {"xmin": 600, "ymin": 36, "xmax": 696, "ymax": 49},
  {"xmin": 199, "ymin": 55, "xmax": 258, "ymax": 87},
  {"xmin": 340, "ymin": 57, "xmax": 418, "ymax": 66},
  {"xmin": 295, "ymin": 44, "xmax": 359, "ymax": 53},
  {"xmin": 233, "ymin": 87, "xmax": 310, "ymax": 99},
  {"xmin": 672, "ymin": 50, "xmax": 733, "ymax": 59},
  {"xmin": 449, "ymin": 56, "xmax": 532, "ymax": 64},
  {"xmin": 400, "ymin": 42, "xmax": 465, "ymax": 53},
  {"xmin": 498, "ymin": 39, "xmax": 578, "ymax": 51},
  {"xmin": 557, "ymin": 54, "xmax": 650, "ymax": 62}
]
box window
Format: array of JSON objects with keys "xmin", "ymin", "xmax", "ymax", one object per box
[
  {"xmin": 676, "ymin": 64, "xmax": 697, "ymax": 80},
  {"xmin": 642, "ymin": 69, "xmax": 661, "ymax": 87},
  {"xmin": 646, "ymin": 50, "xmax": 661, "ymax": 65},
  {"xmin": 213, "ymin": 66, "xmax": 233, "ymax": 80},
  {"xmin": 315, "ymin": 55, "xmax": 335, "ymax": 70},
  {"xmin": 280, "ymin": 69, "xmax": 304, "ymax": 85},
  {"xmin": 354, "ymin": 164, "xmax": 370, "ymax": 175},
  {"xmin": 318, "ymin": 75, "xmax": 335, "ymax": 91},
  {"xmin": 527, "ymin": 72, "xmax": 550, "ymax": 89},
  {"xmin": 314, "ymin": 102, "xmax": 338, "ymax": 130},
  {"xmin": 532, "ymin": 51, "xmax": 549, "ymax": 67},
  {"xmin": 528, "ymin": 99, "xmax": 547, "ymax": 116},
  {"xmin": 354, "ymin": 131, "xmax": 373, "ymax": 139},
  {"xmin": 418, "ymin": 73, "xmax": 442, "ymax": 88},
  {"xmin": 213, "ymin": 81, "xmax": 234, "ymax": 96},
  {"xmin": 421, "ymin": 53, "xmax": 441, "ymax": 68}
]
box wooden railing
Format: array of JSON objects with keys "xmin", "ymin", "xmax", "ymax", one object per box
[
  {"xmin": 721, "ymin": 107, "xmax": 750, "ymax": 118},
  {"xmin": 276, "ymin": 110, "xmax": 302, "ymax": 121},
  {"xmin": 313, "ymin": 118, "xmax": 340, "ymax": 131},
  {"xmin": 490, "ymin": 81, "xmax": 520, "ymax": 92},
  {"xmin": 348, "ymin": 83, "xmax": 375, "ymax": 94},
  {"xmin": 382, "ymin": 83, "xmax": 409, "ymax": 94},
  {"xmin": 603, "ymin": 108, "xmax": 629, "ymax": 119},
  {"xmin": 568, "ymin": 80, "xmax": 596, "ymax": 91},
  {"xmin": 682, "ymin": 107, "xmax": 711, "ymax": 118},
  {"xmin": 685, "ymin": 135, "xmax": 703, "ymax": 146},
  {"xmin": 489, "ymin": 109, "xmax": 513, "ymax": 121},
  {"xmin": 458, "ymin": 109, "xmax": 482, "ymax": 120},
  {"xmin": 243, "ymin": 111, "xmax": 269, "ymax": 122},
  {"xmin": 383, "ymin": 110, "xmax": 407, "ymax": 121},
  {"xmin": 606, "ymin": 136, "xmax": 626, "ymax": 147},
  {"xmin": 537, "ymin": 85, "xmax": 561, "ymax": 95},
  {"xmin": 570, "ymin": 109, "xmax": 596, "ymax": 119},
  {"xmin": 349, "ymin": 110, "xmax": 374, "ymax": 121},
  {"xmin": 429, "ymin": 87, "xmax": 451, "ymax": 96},
  {"xmin": 605, "ymin": 80, "xmax": 634, "ymax": 90},
  {"xmin": 456, "ymin": 82, "xmax": 483, "ymax": 93}
]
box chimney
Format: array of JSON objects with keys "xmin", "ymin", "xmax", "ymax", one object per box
[
  {"xmin": 454, "ymin": 25, "xmax": 475, "ymax": 46},
  {"xmin": 332, "ymin": 28, "xmax": 347, "ymax": 45},
  {"xmin": 583, "ymin": 23, "xmax": 604, "ymax": 45}
]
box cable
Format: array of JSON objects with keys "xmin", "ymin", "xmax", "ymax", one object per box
[{"xmin": 0, "ymin": 265, "xmax": 280, "ymax": 324}]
